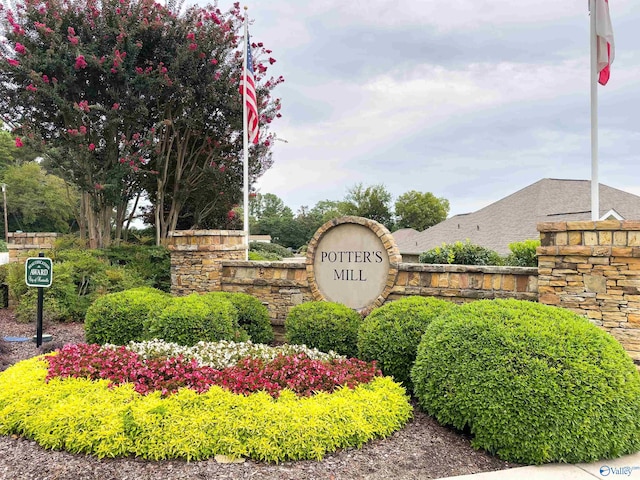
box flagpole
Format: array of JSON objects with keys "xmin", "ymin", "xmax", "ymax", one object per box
[
  {"xmin": 590, "ymin": 0, "xmax": 599, "ymax": 221},
  {"xmin": 242, "ymin": 6, "xmax": 250, "ymax": 260}
]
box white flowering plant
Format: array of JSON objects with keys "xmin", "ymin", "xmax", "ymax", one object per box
[{"xmin": 105, "ymin": 339, "xmax": 345, "ymax": 369}]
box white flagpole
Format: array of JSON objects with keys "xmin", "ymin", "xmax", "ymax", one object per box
[
  {"xmin": 242, "ymin": 6, "xmax": 250, "ymax": 260},
  {"xmin": 589, "ymin": 0, "xmax": 599, "ymax": 221}
]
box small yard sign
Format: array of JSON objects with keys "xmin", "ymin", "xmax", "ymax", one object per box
[{"xmin": 25, "ymin": 257, "xmax": 53, "ymax": 288}]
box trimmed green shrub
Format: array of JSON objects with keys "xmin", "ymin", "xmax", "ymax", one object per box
[
  {"xmin": 249, "ymin": 241, "xmax": 293, "ymax": 258},
  {"xmin": 148, "ymin": 294, "xmax": 242, "ymax": 346},
  {"xmin": 85, "ymin": 287, "xmax": 170, "ymax": 345},
  {"xmin": 419, "ymin": 240, "xmax": 503, "ymax": 266},
  {"xmin": 411, "ymin": 299, "xmax": 640, "ymax": 465},
  {"xmin": 504, "ymin": 239, "xmax": 540, "ymax": 267},
  {"xmin": 248, "ymin": 250, "xmax": 282, "ymax": 261},
  {"xmin": 285, "ymin": 302, "xmax": 361, "ymax": 357},
  {"xmin": 202, "ymin": 292, "xmax": 274, "ymax": 344},
  {"xmin": 357, "ymin": 296, "xmax": 456, "ymax": 390},
  {"xmin": 0, "ymin": 357, "xmax": 411, "ymax": 461}
]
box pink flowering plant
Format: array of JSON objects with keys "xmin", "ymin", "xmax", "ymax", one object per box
[
  {"xmin": 46, "ymin": 343, "xmax": 381, "ymax": 398},
  {"xmin": 0, "ymin": 0, "xmax": 283, "ymax": 246}
]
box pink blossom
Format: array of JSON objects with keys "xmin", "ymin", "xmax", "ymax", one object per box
[
  {"xmin": 26, "ymin": 84, "xmax": 37, "ymax": 92},
  {"xmin": 76, "ymin": 100, "xmax": 90, "ymax": 112},
  {"xmin": 42, "ymin": 74, "xmax": 49, "ymax": 83},
  {"xmin": 15, "ymin": 137, "xmax": 23, "ymax": 148},
  {"xmin": 14, "ymin": 43, "xmax": 26, "ymax": 54},
  {"xmin": 67, "ymin": 26, "xmax": 76, "ymax": 36},
  {"xmin": 7, "ymin": 59, "xmax": 19, "ymax": 67},
  {"xmin": 112, "ymin": 103, "xmax": 120, "ymax": 110},
  {"xmin": 214, "ymin": 72, "xmax": 221, "ymax": 81},
  {"xmin": 74, "ymin": 55, "xmax": 87, "ymax": 70},
  {"xmin": 186, "ymin": 32, "xmax": 195, "ymax": 40},
  {"xmin": 67, "ymin": 128, "xmax": 79, "ymax": 136},
  {"xmin": 88, "ymin": 143, "xmax": 95, "ymax": 151},
  {"xmin": 79, "ymin": 125, "xmax": 87, "ymax": 135},
  {"xmin": 188, "ymin": 43, "xmax": 197, "ymax": 51},
  {"xmin": 68, "ymin": 35, "xmax": 79, "ymax": 45},
  {"xmin": 210, "ymin": 58, "xmax": 218, "ymax": 65},
  {"xmin": 268, "ymin": 57, "xmax": 276, "ymax": 65}
]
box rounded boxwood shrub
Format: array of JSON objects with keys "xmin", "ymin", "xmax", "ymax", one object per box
[
  {"xmin": 357, "ymin": 296, "xmax": 456, "ymax": 391},
  {"xmin": 202, "ymin": 292, "xmax": 274, "ymax": 344},
  {"xmin": 85, "ymin": 287, "xmax": 170, "ymax": 345},
  {"xmin": 148, "ymin": 294, "xmax": 242, "ymax": 346},
  {"xmin": 285, "ymin": 301, "xmax": 361, "ymax": 357},
  {"xmin": 411, "ymin": 299, "xmax": 640, "ymax": 465}
]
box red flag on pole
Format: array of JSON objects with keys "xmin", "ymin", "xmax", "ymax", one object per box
[
  {"xmin": 240, "ymin": 35, "xmax": 259, "ymax": 144},
  {"xmin": 596, "ymin": 0, "xmax": 614, "ymax": 85}
]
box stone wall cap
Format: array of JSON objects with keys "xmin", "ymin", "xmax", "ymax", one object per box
[
  {"xmin": 169, "ymin": 244, "xmax": 247, "ymax": 252},
  {"xmin": 538, "ymin": 220, "xmax": 640, "ymax": 233},
  {"xmin": 222, "ymin": 260, "xmax": 306, "ymax": 268},
  {"xmin": 169, "ymin": 230, "xmax": 246, "ymax": 237},
  {"xmin": 398, "ymin": 262, "xmax": 537, "ymax": 275}
]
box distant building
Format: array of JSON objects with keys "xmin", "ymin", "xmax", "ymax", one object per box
[
  {"xmin": 249, "ymin": 234, "xmax": 272, "ymax": 243},
  {"xmin": 395, "ymin": 178, "xmax": 640, "ymax": 261}
]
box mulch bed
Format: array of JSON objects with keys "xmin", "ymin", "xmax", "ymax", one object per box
[{"xmin": 0, "ymin": 309, "xmax": 517, "ymax": 480}]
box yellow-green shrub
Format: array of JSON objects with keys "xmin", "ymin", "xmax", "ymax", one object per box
[{"xmin": 0, "ymin": 357, "xmax": 412, "ymax": 462}]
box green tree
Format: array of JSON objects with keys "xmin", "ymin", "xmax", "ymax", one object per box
[
  {"xmin": 309, "ymin": 200, "xmax": 343, "ymax": 224},
  {"xmin": 394, "ymin": 190, "xmax": 449, "ymax": 231},
  {"xmin": 1, "ymin": 162, "xmax": 79, "ymax": 232},
  {"xmin": 340, "ymin": 183, "xmax": 394, "ymax": 229},
  {"xmin": 0, "ymin": 0, "xmax": 282, "ymax": 246}
]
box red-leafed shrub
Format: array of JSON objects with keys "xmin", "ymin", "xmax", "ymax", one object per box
[
  {"xmin": 46, "ymin": 344, "xmax": 380, "ymax": 398},
  {"xmin": 212, "ymin": 353, "xmax": 381, "ymax": 397}
]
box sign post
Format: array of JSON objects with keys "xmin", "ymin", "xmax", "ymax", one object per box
[{"xmin": 25, "ymin": 253, "xmax": 53, "ymax": 348}]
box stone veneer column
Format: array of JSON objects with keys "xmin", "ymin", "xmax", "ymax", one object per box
[
  {"xmin": 7, "ymin": 232, "xmax": 58, "ymax": 263},
  {"xmin": 168, "ymin": 230, "xmax": 246, "ymax": 296},
  {"xmin": 537, "ymin": 220, "xmax": 640, "ymax": 361}
]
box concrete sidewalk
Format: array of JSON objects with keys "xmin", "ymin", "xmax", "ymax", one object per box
[{"xmin": 439, "ymin": 451, "xmax": 640, "ymax": 480}]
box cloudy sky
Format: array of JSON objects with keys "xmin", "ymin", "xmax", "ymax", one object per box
[{"xmin": 229, "ymin": 0, "xmax": 640, "ymax": 217}]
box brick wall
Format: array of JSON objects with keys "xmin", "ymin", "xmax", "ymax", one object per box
[
  {"xmin": 537, "ymin": 220, "xmax": 640, "ymax": 360},
  {"xmin": 218, "ymin": 260, "xmax": 537, "ymax": 325},
  {"xmin": 220, "ymin": 261, "xmax": 312, "ymax": 327},
  {"xmin": 7, "ymin": 232, "xmax": 58, "ymax": 263},
  {"xmin": 168, "ymin": 230, "xmax": 246, "ymax": 296}
]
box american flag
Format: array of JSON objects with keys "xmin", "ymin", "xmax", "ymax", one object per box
[{"xmin": 240, "ymin": 35, "xmax": 259, "ymax": 144}]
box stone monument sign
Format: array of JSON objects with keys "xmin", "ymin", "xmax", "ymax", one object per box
[{"xmin": 306, "ymin": 216, "xmax": 401, "ymax": 312}]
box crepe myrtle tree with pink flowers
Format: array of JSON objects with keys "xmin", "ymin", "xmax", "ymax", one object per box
[{"xmin": 0, "ymin": 0, "xmax": 282, "ymax": 247}]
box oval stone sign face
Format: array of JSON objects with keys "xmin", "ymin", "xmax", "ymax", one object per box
[{"xmin": 306, "ymin": 217, "xmax": 400, "ymax": 312}]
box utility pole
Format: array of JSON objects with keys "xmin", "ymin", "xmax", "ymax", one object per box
[{"xmin": 1, "ymin": 184, "xmax": 7, "ymax": 243}]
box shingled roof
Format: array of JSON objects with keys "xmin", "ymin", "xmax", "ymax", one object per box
[{"xmin": 395, "ymin": 178, "xmax": 640, "ymax": 256}]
